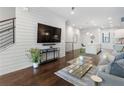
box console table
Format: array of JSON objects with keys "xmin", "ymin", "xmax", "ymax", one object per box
[{"xmin": 40, "ymin": 48, "xmax": 60, "ymax": 64}]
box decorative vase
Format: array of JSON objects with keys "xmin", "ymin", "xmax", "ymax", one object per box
[
  {"xmin": 33, "ymin": 63, "xmax": 39, "ymax": 68},
  {"xmin": 79, "ymin": 56, "xmax": 84, "ymax": 65}
]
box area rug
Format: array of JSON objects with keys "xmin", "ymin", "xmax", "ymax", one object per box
[{"xmin": 55, "ymin": 58, "xmax": 97, "ymax": 86}]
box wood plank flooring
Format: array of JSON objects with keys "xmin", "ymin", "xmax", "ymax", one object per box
[{"xmin": 0, "ymin": 49, "xmax": 99, "ymax": 86}]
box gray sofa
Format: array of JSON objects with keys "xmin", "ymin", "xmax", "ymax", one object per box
[
  {"xmin": 98, "ymin": 65, "xmax": 124, "ymax": 86},
  {"xmin": 97, "ymin": 52, "xmax": 124, "ymax": 86}
]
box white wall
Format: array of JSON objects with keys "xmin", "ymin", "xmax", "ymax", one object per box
[
  {"xmin": 0, "ymin": 7, "xmax": 15, "ymax": 20},
  {"xmin": 100, "ymin": 28, "xmax": 124, "ymax": 49},
  {"xmin": 0, "ymin": 7, "xmax": 66, "ymax": 75},
  {"xmin": 73, "ymin": 28, "xmax": 81, "ymax": 50},
  {"xmin": 100, "ymin": 29, "xmax": 115, "ymax": 49},
  {"xmin": 114, "ymin": 29, "xmax": 124, "ymax": 38},
  {"xmin": 80, "ymin": 28, "xmax": 123, "ymax": 50},
  {"xmin": 80, "ymin": 28, "xmax": 100, "ymax": 45},
  {"xmin": 65, "ymin": 24, "xmax": 81, "ymax": 52},
  {"xmin": 65, "ymin": 25, "xmax": 73, "ymax": 51}
]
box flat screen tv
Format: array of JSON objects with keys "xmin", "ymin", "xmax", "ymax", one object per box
[{"xmin": 37, "ymin": 23, "xmax": 61, "ymax": 43}]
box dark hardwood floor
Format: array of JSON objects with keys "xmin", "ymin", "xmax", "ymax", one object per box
[
  {"xmin": 0, "ymin": 50, "xmax": 81, "ymax": 86},
  {"xmin": 0, "ymin": 49, "xmax": 100, "ymax": 86}
]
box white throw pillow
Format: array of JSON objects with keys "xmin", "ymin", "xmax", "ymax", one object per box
[{"xmin": 107, "ymin": 55, "xmax": 115, "ymax": 63}]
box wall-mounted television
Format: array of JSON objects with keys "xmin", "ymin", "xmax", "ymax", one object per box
[{"xmin": 37, "ymin": 23, "xmax": 61, "ymax": 43}]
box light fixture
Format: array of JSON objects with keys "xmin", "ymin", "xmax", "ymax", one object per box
[
  {"xmin": 45, "ymin": 32, "xmax": 49, "ymax": 36},
  {"xmin": 86, "ymin": 32, "xmax": 90, "ymax": 35},
  {"xmin": 94, "ymin": 23, "xmax": 97, "ymax": 26},
  {"xmin": 71, "ymin": 7, "xmax": 75, "ymax": 15},
  {"xmin": 72, "ymin": 24, "xmax": 75, "ymax": 27},
  {"xmin": 23, "ymin": 7, "xmax": 29, "ymax": 12},
  {"xmin": 90, "ymin": 33, "xmax": 93, "ymax": 36},
  {"xmin": 108, "ymin": 17, "xmax": 112, "ymax": 20}
]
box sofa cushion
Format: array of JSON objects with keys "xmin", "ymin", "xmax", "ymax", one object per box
[
  {"xmin": 115, "ymin": 52, "xmax": 124, "ymax": 61},
  {"xmin": 110, "ymin": 61, "xmax": 124, "ymax": 78},
  {"xmin": 104, "ymin": 63, "xmax": 111, "ymax": 74},
  {"xmin": 115, "ymin": 59, "xmax": 124, "ymax": 69},
  {"xmin": 99, "ymin": 55, "xmax": 115, "ymax": 73}
]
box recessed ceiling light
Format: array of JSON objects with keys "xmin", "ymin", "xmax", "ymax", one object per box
[
  {"xmin": 86, "ymin": 32, "xmax": 90, "ymax": 35},
  {"xmin": 71, "ymin": 11, "xmax": 74, "ymax": 15},
  {"xmin": 90, "ymin": 33, "xmax": 93, "ymax": 36},
  {"xmin": 72, "ymin": 24, "xmax": 75, "ymax": 26},
  {"xmin": 70, "ymin": 7, "xmax": 75, "ymax": 15},
  {"xmin": 108, "ymin": 17, "xmax": 112, "ymax": 20},
  {"xmin": 23, "ymin": 7, "xmax": 29, "ymax": 12}
]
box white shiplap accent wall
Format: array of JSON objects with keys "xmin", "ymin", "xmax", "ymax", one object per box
[{"xmin": 0, "ymin": 7, "xmax": 66, "ymax": 75}]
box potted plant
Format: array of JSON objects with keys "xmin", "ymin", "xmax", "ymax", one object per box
[
  {"xmin": 80, "ymin": 48, "xmax": 85, "ymax": 55},
  {"xmin": 27, "ymin": 48, "xmax": 42, "ymax": 68}
]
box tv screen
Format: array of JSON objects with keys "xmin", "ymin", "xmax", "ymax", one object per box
[{"xmin": 37, "ymin": 23, "xmax": 61, "ymax": 43}]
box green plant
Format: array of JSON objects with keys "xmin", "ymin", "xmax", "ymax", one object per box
[
  {"xmin": 80, "ymin": 48, "xmax": 85, "ymax": 55},
  {"xmin": 28, "ymin": 48, "xmax": 42, "ymax": 63}
]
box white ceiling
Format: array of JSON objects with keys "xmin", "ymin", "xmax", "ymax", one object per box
[{"xmin": 47, "ymin": 7, "xmax": 124, "ymax": 29}]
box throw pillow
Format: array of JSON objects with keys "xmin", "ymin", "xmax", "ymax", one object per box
[
  {"xmin": 110, "ymin": 62, "xmax": 124, "ymax": 78},
  {"xmin": 116, "ymin": 59, "xmax": 124, "ymax": 69},
  {"xmin": 115, "ymin": 52, "xmax": 124, "ymax": 61},
  {"xmin": 107, "ymin": 55, "xmax": 115, "ymax": 63}
]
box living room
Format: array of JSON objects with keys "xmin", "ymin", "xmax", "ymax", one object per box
[{"xmin": 0, "ymin": 7, "xmax": 124, "ymax": 86}]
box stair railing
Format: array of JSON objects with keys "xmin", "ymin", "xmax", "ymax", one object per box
[{"xmin": 0, "ymin": 18, "xmax": 16, "ymax": 50}]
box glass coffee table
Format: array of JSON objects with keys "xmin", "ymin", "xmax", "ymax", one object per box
[{"xmin": 67, "ymin": 56, "xmax": 93, "ymax": 78}]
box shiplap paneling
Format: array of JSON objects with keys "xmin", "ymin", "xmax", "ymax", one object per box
[{"xmin": 0, "ymin": 7, "xmax": 66, "ymax": 75}]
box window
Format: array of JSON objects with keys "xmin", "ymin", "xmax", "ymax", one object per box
[{"xmin": 102, "ymin": 32, "xmax": 110, "ymax": 43}]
